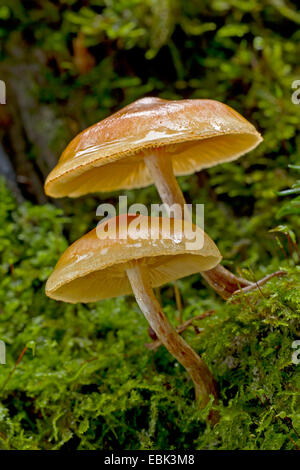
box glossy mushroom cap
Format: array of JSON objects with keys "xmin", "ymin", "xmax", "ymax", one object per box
[
  {"xmin": 45, "ymin": 97, "xmax": 262, "ymax": 197},
  {"xmin": 46, "ymin": 214, "xmax": 221, "ymax": 303}
]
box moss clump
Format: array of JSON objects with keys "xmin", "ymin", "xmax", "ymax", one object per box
[{"xmin": 0, "ymin": 181, "xmax": 299, "ymax": 450}]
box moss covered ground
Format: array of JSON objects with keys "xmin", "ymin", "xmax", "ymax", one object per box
[{"xmin": 0, "ymin": 0, "xmax": 299, "ymax": 450}]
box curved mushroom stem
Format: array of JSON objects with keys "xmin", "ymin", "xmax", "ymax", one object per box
[
  {"xmin": 144, "ymin": 150, "xmax": 283, "ymax": 299},
  {"xmin": 200, "ymin": 264, "xmax": 252, "ymax": 299},
  {"xmin": 126, "ymin": 261, "xmax": 218, "ymax": 415}
]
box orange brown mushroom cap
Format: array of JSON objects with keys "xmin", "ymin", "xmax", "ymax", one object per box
[
  {"xmin": 45, "ymin": 97, "xmax": 262, "ymax": 198},
  {"xmin": 46, "ymin": 214, "xmax": 221, "ymax": 303}
]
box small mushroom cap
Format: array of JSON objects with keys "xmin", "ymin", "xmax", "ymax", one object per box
[
  {"xmin": 46, "ymin": 214, "xmax": 222, "ymax": 303},
  {"xmin": 45, "ymin": 97, "xmax": 262, "ymax": 198}
]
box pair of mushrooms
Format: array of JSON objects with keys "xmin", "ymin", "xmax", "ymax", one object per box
[{"xmin": 45, "ymin": 97, "xmax": 278, "ymax": 415}]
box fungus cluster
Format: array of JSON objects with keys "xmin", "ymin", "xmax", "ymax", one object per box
[
  {"xmin": 46, "ymin": 214, "xmax": 221, "ymax": 412},
  {"xmin": 45, "ymin": 97, "xmax": 281, "ymax": 418}
]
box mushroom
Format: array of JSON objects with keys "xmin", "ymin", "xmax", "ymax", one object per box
[
  {"xmin": 45, "ymin": 97, "xmax": 282, "ymax": 298},
  {"xmin": 46, "ymin": 214, "xmax": 222, "ymax": 413},
  {"xmin": 45, "ymin": 98, "xmax": 262, "ymax": 198}
]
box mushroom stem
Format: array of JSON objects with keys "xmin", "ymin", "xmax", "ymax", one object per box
[
  {"xmin": 201, "ymin": 264, "xmax": 252, "ymax": 299},
  {"xmin": 145, "ymin": 152, "xmax": 190, "ymax": 220},
  {"xmin": 126, "ymin": 261, "xmax": 218, "ymax": 408},
  {"xmin": 145, "ymin": 310, "xmax": 215, "ymax": 351},
  {"xmin": 144, "ymin": 150, "xmax": 278, "ymax": 299}
]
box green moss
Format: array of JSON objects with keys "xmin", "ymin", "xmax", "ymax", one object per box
[
  {"xmin": 0, "ymin": 180, "xmax": 299, "ymax": 450},
  {"xmin": 0, "ymin": 0, "xmax": 300, "ymax": 450}
]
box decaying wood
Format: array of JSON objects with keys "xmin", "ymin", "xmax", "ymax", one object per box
[
  {"xmin": 0, "ymin": 43, "xmax": 72, "ymax": 202},
  {"xmin": 0, "ymin": 142, "xmax": 24, "ymax": 203}
]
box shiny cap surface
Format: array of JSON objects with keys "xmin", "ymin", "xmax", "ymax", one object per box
[
  {"xmin": 45, "ymin": 97, "xmax": 262, "ymax": 197},
  {"xmin": 46, "ymin": 214, "xmax": 222, "ymax": 303}
]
